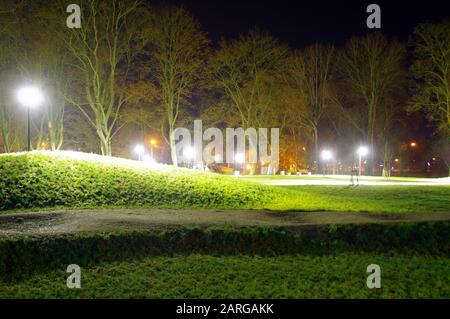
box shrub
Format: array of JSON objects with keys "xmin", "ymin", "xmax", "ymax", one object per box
[{"xmin": 1, "ymin": 222, "xmax": 448, "ymax": 281}]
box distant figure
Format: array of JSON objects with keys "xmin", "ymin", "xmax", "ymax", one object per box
[{"xmin": 350, "ymin": 168, "xmax": 359, "ymax": 186}]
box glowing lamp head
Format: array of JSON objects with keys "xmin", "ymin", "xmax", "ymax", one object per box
[
  {"xmin": 214, "ymin": 154, "xmax": 222, "ymax": 163},
  {"xmin": 183, "ymin": 146, "xmax": 195, "ymax": 160},
  {"xmin": 357, "ymin": 146, "xmax": 369, "ymax": 157},
  {"xmin": 134, "ymin": 144, "xmax": 145, "ymax": 155},
  {"xmin": 150, "ymin": 139, "xmax": 157, "ymax": 146},
  {"xmin": 320, "ymin": 150, "xmax": 333, "ymax": 161},
  {"xmin": 235, "ymin": 153, "xmax": 245, "ymax": 164},
  {"xmin": 17, "ymin": 86, "xmax": 44, "ymax": 108}
]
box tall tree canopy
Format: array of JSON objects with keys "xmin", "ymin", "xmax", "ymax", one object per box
[
  {"xmin": 210, "ymin": 29, "xmax": 289, "ymax": 129},
  {"xmin": 285, "ymin": 43, "xmax": 335, "ymax": 170},
  {"xmin": 410, "ymin": 20, "xmax": 450, "ymax": 134},
  {"xmin": 337, "ymin": 33, "xmax": 406, "ymax": 174},
  {"xmin": 63, "ymin": 0, "xmax": 140, "ymax": 156},
  {"xmin": 138, "ymin": 5, "xmax": 209, "ymax": 166}
]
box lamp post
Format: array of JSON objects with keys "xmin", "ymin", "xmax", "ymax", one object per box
[
  {"xmin": 150, "ymin": 139, "xmax": 157, "ymax": 159},
  {"xmin": 134, "ymin": 144, "xmax": 145, "ymax": 161},
  {"xmin": 357, "ymin": 146, "xmax": 369, "ymax": 177},
  {"xmin": 320, "ymin": 149, "xmax": 334, "ymax": 175},
  {"xmin": 183, "ymin": 146, "xmax": 195, "ymax": 168},
  {"xmin": 235, "ymin": 153, "xmax": 245, "ymax": 174},
  {"xmin": 17, "ymin": 86, "xmax": 44, "ymax": 152}
]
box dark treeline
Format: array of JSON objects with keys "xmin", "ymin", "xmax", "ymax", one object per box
[{"xmin": 0, "ymin": 0, "xmax": 448, "ymax": 176}]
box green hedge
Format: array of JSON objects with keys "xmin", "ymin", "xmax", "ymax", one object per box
[
  {"xmin": 0, "ymin": 152, "xmax": 276, "ymax": 210},
  {"xmin": 1, "ymin": 221, "xmax": 448, "ymax": 281}
]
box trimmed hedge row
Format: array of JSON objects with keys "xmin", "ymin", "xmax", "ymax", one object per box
[
  {"xmin": 0, "ymin": 152, "xmax": 276, "ymax": 210},
  {"xmin": 1, "ymin": 221, "xmax": 448, "ymax": 280}
]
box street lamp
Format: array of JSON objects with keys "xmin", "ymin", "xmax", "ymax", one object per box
[
  {"xmin": 134, "ymin": 144, "xmax": 145, "ymax": 161},
  {"xmin": 17, "ymin": 86, "xmax": 44, "ymax": 151},
  {"xmin": 183, "ymin": 146, "xmax": 195, "ymax": 167},
  {"xmin": 320, "ymin": 149, "xmax": 334, "ymax": 175},
  {"xmin": 357, "ymin": 146, "xmax": 369, "ymax": 177},
  {"xmin": 214, "ymin": 154, "xmax": 222, "ymax": 163},
  {"xmin": 320, "ymin": 150, "xmax": 333, "ymax": 161},
  {"xmin": 150, "ymin": 139, "xmax": 157, "ymax": 159},
  {"xmin": 235, "ymin": 153, "xmax": 245, "ymax": 164},
  {"xmin": 234, "ymin": 153, "xmax": 245, "ymax": 174}
]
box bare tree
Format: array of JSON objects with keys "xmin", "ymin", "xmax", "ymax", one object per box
[
  {"xmin": 285, "ymin": 43, "xmax": 335, "ymax": 170},
  {"xmin": 338, "ymin": 33, "xmax": 406, "ymax": 175},
  {"xmin": 63, "ymin": 0, "xmax": 140, "ymax": 156},
  {"xmin": 210, "ymin": 29, "xmax": 288, "ymax": 129},
  {"xmin": 138, "ymin": 5, "xmax": 209, "ymax": 166},
  {"xmin": 410, "ymin": 20, "xmax": 450, "ymax": 133},
  {"xmin": 0, "ymin": 1, "xmax": 21, "ymax": 152}
]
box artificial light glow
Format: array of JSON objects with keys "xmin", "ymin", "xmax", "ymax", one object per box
[
  {"xmin": 150, "ymin": 139, "xmax": 157, "ymax": 146},
  {"xmin": 394, "ymin": 158, "xmax": 399, "ymax": 163},
  {"xmin": 320, "ymin": 149, "xmax": 333, "ymax": 161},
  {"xmin": 142, "ymin": 154, "xmax": 156, "ymax": 165},
  {"xmin": 357, "ymin": 146, "xmax": 369, "ymax": 157},
  {"xmin": 410, "ymin": 142, "xmax": 417, "ymax": 147},
  {"xmin": 214, "ymin": 154, "xmax": 222, "ymax": 162},
  {"xmin": 235, "ymin": 153, "xmax": 245, "ymax": 164},
  {"xmin": 134, "ymin": 144, "xmax": 145, "ymax": 155},
  {"xmin": 183, "ymin": 146, "xmax": 195, "ymax": 160},
  {"xmin": 17, "ymin": 86, "xmax": 44, "ymax": 108}
]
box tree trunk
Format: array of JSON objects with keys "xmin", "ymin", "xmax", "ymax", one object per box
[
  {"xmin": 312, "ymin": 126, "xmax": 320, "ymax": 174},
  {"xmin": 169, "ymin": 125, "xmax": 178, "ymax": 166},
  {"xmin": 98, "ymin": 131, "xmax": 112, "ymax": 156}
]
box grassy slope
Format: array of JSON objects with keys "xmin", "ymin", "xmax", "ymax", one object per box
[
  {"xmin": 1, "ymin": 151, "xmax": 449, "ymax": 213},
  {"xmin": 1, "ymin": 253, "xmax": 449, "ymax": 298},
  {"xmin": 0, "ymin": 152, "xmax": 275, "ymax": 211}
]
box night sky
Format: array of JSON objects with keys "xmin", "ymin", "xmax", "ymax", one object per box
[{"xmin": 157, "ymin": 0, "xmax": 449, "ymax": 47}]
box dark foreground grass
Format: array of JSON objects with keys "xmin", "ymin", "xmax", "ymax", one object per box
[
  {"xmin": 0, "ymin": 223, "xmax": 448, "ymax": 298},
  {"xmin": 1, "ymin": 253, "xmax": 449, "ymax": 299}
]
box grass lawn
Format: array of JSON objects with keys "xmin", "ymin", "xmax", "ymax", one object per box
[
  {"xmin": 242, "ymin": 175, "xmax": 443, "ymax": 183},
  {"xmin": 266, "ymin": 185, "xmax": 450, "ymax": 213},
  {"xmin": 1, "ymin": 253, "xmax": 448, "ymax": 299},
  {"xmin": 1, "ymin": 151, "xmax": 449, "ymax": 213},
  {"xmin": 1, "ymin": 152, "xmax": 448, "ymax": 300}
]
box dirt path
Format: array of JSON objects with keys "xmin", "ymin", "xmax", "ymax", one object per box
[{"xmin": 1, "ymin": 209, "xmax": 449, "ymax": 237}]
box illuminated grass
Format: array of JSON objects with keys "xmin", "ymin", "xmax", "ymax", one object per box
[
  {"xmin": 1, "ymin": 253, "xmax": 448, "ymax": 298},
  {"xmin": 266, "ymin": 186, "xmax": 450, "ymax": 213},
  {"xmin": 242, "ymin": 175, "xmax": 448, "ymax": 183},
  {"xmin": 0, "ymin": 151, "xmax": 275, "ymax": 211},
  {"xmin": 0, "ymin": 151, "xmax": 449, "ymax": 213}
]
